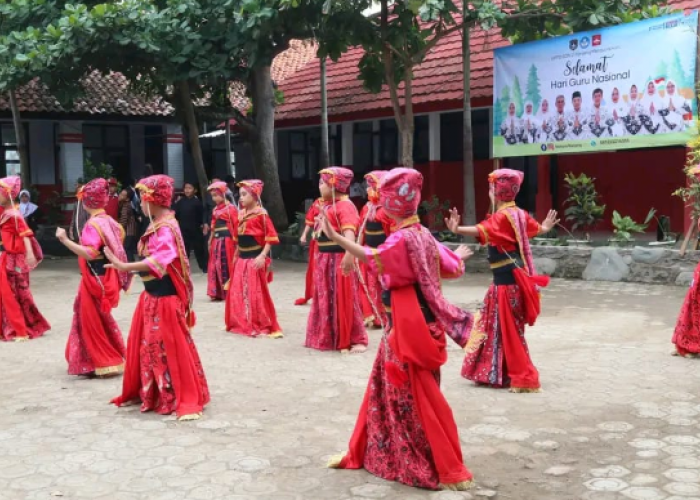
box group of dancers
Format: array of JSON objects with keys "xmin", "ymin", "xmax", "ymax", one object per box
[{"xmin": 2, "ymin": 164, "xmax": 699, "ymax": 491}]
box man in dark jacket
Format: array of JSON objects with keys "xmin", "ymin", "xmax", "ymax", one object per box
[{"xmin": 174, "ymin": 182, "xmax": 208, "ymax": 273}]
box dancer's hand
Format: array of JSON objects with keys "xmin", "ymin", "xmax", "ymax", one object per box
[
  {"xmin": 202, "ymin": 224, "xmax": 209, "ymax": 236},
  {"xmin": 55, "ymin": 227, "xmax": 67, "ymax": 243},
  {"xmin": 299, "ymin": 233, "xmax": 307, "ymax": 245},
  {"xmin": 454, "ymin": 245, "xmax": 473, "ymax": 262},
  {"xmin": 541, "ymin": 210, "xmax": 560, "ymax": 233},
  {"xmin": 104, "ymin": 247, "xmax": 126, "ymax": 271},
  {"xmin": 444, "ymin": 208, "xmax": 461, "ymax": 234},
  {"xmin": 341, "ymin": 252, "xmax": 354, "ymax": 276},
  {"xmin": 317, "ymin": 213, "xmax": 336, "ymax": 240},
  {"xmin": 253, "ymin": 255, "xmax": 266, "ymax": 270},
  {"xmin": 25, "ymin": 253, "xmax": 37, "ymax": 269}
]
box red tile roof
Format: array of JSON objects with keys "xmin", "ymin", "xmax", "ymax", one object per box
[
  {"xmin": 0, "ymin": 39, "xmax": 318, "ymax": 118},
  {"xmin": 275, "ymin": 0, "xmax": 700, "ymax": 126}
]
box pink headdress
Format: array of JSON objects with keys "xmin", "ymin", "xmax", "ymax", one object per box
[
  {"xmin": 364, "ymin": 170, "xmax": 387, "ymax": 203},
  {"xmin": 0, "ymin": 176, "xmax": 21, "ymax": 201},
  {"xmin": 207, "ymin": 181, "xmax": 228, "ymax": 199},
  {"xmin": 380, "ymin": 168, "xmax": 423, "ymax": 218},
  {"xmin": 136, "ymin": 175, "xmax": 174, "ymax": 207},
  {"xmin": 320, "ymin": 167, "xmax": 354, "ymax": 194},
  {"xmin": 237, "ymin": 179, "xmax": 264, "ymax": 202},
  {"xmin": 78, "ymin": 178, "xmax": 109, "ymax": 209},
  {"xmin": 489, "ymin": 168, "xmax": 524, "ymax": 202}
]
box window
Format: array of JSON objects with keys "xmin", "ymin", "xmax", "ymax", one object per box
[
  {"xmin": 440, "ymin": 109, "xmax": 491, "ymax": 162},
  {"xmin": 290, "ymin": 131, "xmax": 309, "ymax": 180},
  {"xmin": 353, "ymin": 122, "xmax": 374, "ymax": 174},
  {"xmin": 83, "ymin": 124, "xmax": 130, "ymax": 181},
  {"xmin": 0, "ymin": 124, "xmax": 21, "ymax": 178},
  {"xmin": 379, "ymin": 120, "xmax": 398, "ymax": 165},
  {"xmin": 413, "ymin": 115, "xmax": 429, "ymax": 164}
]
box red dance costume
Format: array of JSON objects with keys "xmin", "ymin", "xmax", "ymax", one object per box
[
  {"xmin": 112, "ymin": 175, "xmax": 209, "ymax": 418},
  {"xmin": 331, "ymin": 169, "xmax": 473, "ymax": 490},
  {"xmin": 358, "ymin": 171, "xmax": 392, "ymax": 328},
  {"xmin": 66, "ymin": 202, "xmax": 131, "ymax": 376},
  {"xmin": 207, "ymin": 195, "xmax": 238, "ymax": 301},
  {"xmin": 305, "ymin": 168, "xmax": 367, "ymax": 351},
  {"xmin": 295, "ymin": 198, "xmax": 322, "ymax": 305},
  {"xmin": 461, "ymin": 170, "xmax": 548, "ymax": 392},
  {"xmin": 673, "ymin": 257, "xmax": 700, "ymax": 356},
  {"xmin": 225, "ymin": 180, "xmax": 282, "ymax": 337},
  {"xmin": 0, "ymin": 176, "xmax": 50, "ymax": 341}
]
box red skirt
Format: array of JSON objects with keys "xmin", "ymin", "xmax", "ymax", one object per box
[
  {"xmin": 66, "ymin": 282, "xmax": 125, "ymax": 376},
  {"xmin": 295, "ymin": 240, "xmax": 317, "ymax": 305},
  {"xmin": 207, "ymin": 236, "xmax": 234, "ymax": 300},
  {"xmin": 461, "ymin": 282, "xmax": 540, "ymax": 390},
  {"xmin": 673, "ymin": 262, "xmax": 700, "ymax": 355},
  {"xmin": 225, "ymin": 256, "xmax": 281, "ymax": 337},
  {"xmin": 0, "ymin": 269, "xmax": 50, "ymax": 341},
  {"xmin": 305, "ymin": 252, "xmax": 367, "ymax": 351},
  {"xmin": 111, "ymin": 291, "xmax": 210, "ymax": 417},
  {"xmin": 359, "ymin": 260, "xmax": 386, "ymax": 328}
]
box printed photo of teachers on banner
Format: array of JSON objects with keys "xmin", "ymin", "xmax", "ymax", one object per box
[{"xmin": 492, "ymin": 11, "xmax": 698, "ymax": 158}]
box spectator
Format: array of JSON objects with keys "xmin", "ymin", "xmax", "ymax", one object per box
[
  {"xmin": 18, "ymin": 190, "xmax": 40, "ymax": 232},
  {"xmin": 105, "ymin": 178, "xmax": 120, "ymax": 220},
  {"xmin": 118, "ymin": 188, "xmax": 138, "ymax": 262},
  {"xmin": 174, "ymin": 182, "xmax": 208, "ymax": 273},
  {"xmin": 224, "ymin": 175, "xmax": 238, "ymax": 205}
]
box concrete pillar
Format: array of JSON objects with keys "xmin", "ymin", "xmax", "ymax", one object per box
[
  {"xmin": 129, "ymin": 124, "xmax": 145, "ymax": 181},
  {"xmin": 341, "ymin": 122, "xmax": 353, "ymax": 167},
  {"xmin": 428, "ymin": 112, "xmax": 441, "ymax": 162},
  {"xmin": 165, "ymin": 124, "xmax": 184, "ymax": 188},
  {"xmin": 58, "ymin": 122, "xmax": 84, "ymax": 193}
]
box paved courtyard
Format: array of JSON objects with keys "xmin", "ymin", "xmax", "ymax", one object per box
[{"xmin": 0, "ymin": 259, "xmax": 698, "ymax": 500}]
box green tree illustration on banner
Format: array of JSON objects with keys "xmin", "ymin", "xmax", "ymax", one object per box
[
  {"xmin": 668, "ymin": 49, "xmax": 689, "ymax": 88},
  {"xmin": 656, "ymin": 60, "xmax": 669, "ymax": 80},
  {"xmin": 495, "ymin": 85, "xmax": 511, "ymax": 134},
  {"xmin": 526, "ymin": 64, "xmax": 542, "ymax": 112},
  {"xmin": 512, "ymin": 75, "xmax": 524, "ymax": 117}
]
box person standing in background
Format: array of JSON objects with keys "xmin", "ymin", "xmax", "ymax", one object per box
[
  {"xmin": 118, "ymin": 188, "xmax": 138, "ymax": 262},
  {"xmin": 105, "ymin": 178, "xmax": 120, "ymax": 220},
  {"xmin": 224, "ymin": 175, "xmax": 238, "ymax": 205},
  {"xmin": 174, "ymin": 182, "xmax": 209, "ymax": 273},
  {"xmin": 18, "ymin": 190, "xmax": 40, "ymax": 232}
]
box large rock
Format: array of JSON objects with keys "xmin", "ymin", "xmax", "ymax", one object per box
[
  {"xmin": 631, "ymin": 247, "xmax": 667, "ymax": 264},
  {"xmin": 582, "ymin": 247, "xmax": 630, "ymax": 282},
  {"xmin": 676, "ymin": 271, "xmax": 695, "ymax": 287},
  {"xmin": 534, "ymin": 258, "xmax": 557, "ymax": 276}
]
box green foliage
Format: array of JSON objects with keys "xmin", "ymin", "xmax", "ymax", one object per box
[
  {"xmin": 418, "ymin": 194, "xmax": 450, "ymax": 232},
  {"xmin": 610, "ymin": 208, "xmax": 656, "ymax": 243},
  {"xmin": 78, "ymin": 157, "xmax": 112, "ymax": 185},
  {"xmin": 41, "ymin": 190, "xmax": 64, "ymax": 225},
  {"xmin": 673, "ymin": 146, "xmax": 700, "ymax": 221},
  {"xmin": 511, "ymin": 75, "xmax": 524, "ymax": 117},
  {"xmin": 284, "ymin": 211, "xmax": 306, "ymax": 237},
  {"xmin": 563, "ymin": 172, "xmax": 606, "ymax": 236},
  {"xmin": 525, "ymin": 64, "xmax": 541, "ymax": 112}
]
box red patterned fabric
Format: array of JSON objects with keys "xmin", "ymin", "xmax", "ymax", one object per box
[
  {"xmin": 136, "ymin": 175, "xmax": 174, "ymax": 207},
  {"xmin": 673, "ymin": 261, "xmax": 700, "ymax": 355},
  {"xmin": 0, "ymin": 176, "xmax": 21, "ymax": 201},
  {"xmin": 358, "ymin": 203, "xmax": 392, "ymax": 328},
  {"xmin": 380, "ymin": 168, "xmax": 423, "ymax": 219},
  {"xmin": 489, "ymin": 169, "xmax": 524, "ymax": 203},
  {"xmin": 238, "ymin": 180, "xmax": 264, "ymax": 201},
  {"xmin": 296, "ymin": 199, "xmax": 323, "ymax": 305},
  {"xmin": 0, "ymin": 210, "xmax": 48, "ymax": 341},
  {"xmin": 207, "ymin": 203, "xmax": 238, "ymax": 301},
  {"xmin": 365, "ymin": 170, "xmax": 387, "ymax": 202},
  {"xmin": 79, "ymin": 178, "xmax": 109, "ymax": 209},
  {"xmin": 320, "ymin": 167, "xmax": 354, "ymax": 194}
]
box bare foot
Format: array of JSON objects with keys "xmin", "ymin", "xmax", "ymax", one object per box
[
  {"xmin": 268, "ymin": 332, "xmax": 284, "ymax": 339},
  {"xmin": 350, "ymin": 344, "xmax": 367, "ymax": 354},
  {"xmin": 177, "ymin": 412, "xmax": 202, "ymax": 422}
]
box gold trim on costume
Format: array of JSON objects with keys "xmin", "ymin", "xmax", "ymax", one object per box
[
  {"xmin": 490, "ymin": 259, "xmax": 515, "ymax": 269},
  {"xmin": 317, "ymin": 240, "xmax": 341, "ymax": 247},
  {"xmin": 146, "ymin": 256, "xmax": 166, "ymax": 276},
  {"xmin": 239, "ymin": 244, "xmax": 262, "ymax": 252},
  {"xmin": 464, "ymin": 312, "xmax": 486, "ymax": 355},
  {"xmin": 370, "ymin": 248, "xmax": 384, "ymax": 275},
  {"xmin": 95, "ymin": 363, "xmax": 124, "ymax": 377},
  {"xmin": 399, "ymin": 215, "xmax": 420, "ymax": 228}
]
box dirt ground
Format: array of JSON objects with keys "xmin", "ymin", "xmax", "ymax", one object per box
[{"xmin": 0, "ymin": 259, "xmax": 697, "ymax": 500}]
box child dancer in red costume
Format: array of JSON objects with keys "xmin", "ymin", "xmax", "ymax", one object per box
[
  {"xmin": 107, "ymin": 175, "xmax": 209, "ymax": 421},
  {"xmin": 207, "ymin": 181, "xmax": 238, "ymax": 301},
  {"xmin": 357, "ymin": 170, "xmax": 392, "ymax": 328},
  {"xmin": 225, "ymin": 179, "xmax": 282, "ymax": 338},
  {"xmin": 57, "ymin": 178, "xmax": 132, "ymax": 377},
  {"xmin": 446, "ymin": 169, "xmax": 558, "ymax": 393},
  {"xmin": 294, "ymin": 197, "xmax": 322, "ymax": 306},
  {"xmin": 0, "ymin": 176, "xmax": 49, "ymax": 342},
  {"xmin": 304, "ymin": 167, "xmax": 367, "ymax": 353},
  {"xmin": 321, "ymin": 168, "xmax": 475, "ymax": 491}
]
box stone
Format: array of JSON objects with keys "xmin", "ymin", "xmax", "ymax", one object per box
[
  {"xmin": 534, "ymin": 258, "xmax": 557, "ymax": 276},
  {"xmin": 631, "ymin": 247, "xmax": 667, "ymax": 264},
  {"xmin": 583, "ymin": 248, "xmax": 630, "ymax": 282},
  {"xmin": 675, "ymin": 271, "xmax": 694, "ymax": 287},
  {"xmin": 544, "ymin": 466, "xmax": 574, "ymax": 476}
]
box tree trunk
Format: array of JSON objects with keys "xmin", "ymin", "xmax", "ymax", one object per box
[
  {"xmin": 249, "ymin": 65, "xmax": 289, "ymax": 229},
  {"xmin": 9, "ymin": 90, "xmax": 30, "ymax": 188},
  {"xmin": 176, "ymin": 82, "xmax": 209, "ymax": 198},
  {"xmin": 462, "ymin": 22, "xmax": 477, "ymax": 224},
  {"xmin": 400, "ymin": 69, "xmax": 415, "ymax": 168},
  {"xmin": 319, "ymin": 57, "xmax": 330, "ymax": 169}
]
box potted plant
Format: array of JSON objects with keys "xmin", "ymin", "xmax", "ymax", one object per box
[
  {"xmin": 418, "ymin": 195, "xmax": 455, "ymax": 241},
  {"xmin": 609, "ymin": 208, "xmax": 656, "ymax": 246},
  {"xmin": 562, "ymin": 172, "xmax": 606, "ymax": 244}
]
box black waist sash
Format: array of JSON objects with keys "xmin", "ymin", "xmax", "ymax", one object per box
[
  {"xmin": 364, "ymin": 221, "xmax": 387, "ymax": 248},
  {"xmin": 214, "ymin": 219, "xmax": 232, "ymax": 238},
  {"xmin": 88, "ymin": 254, "xmax": 107, "ymax": 276},
  {"xmin": 488, "ymin": 245, "xmax": 522, "ymax": 286},
  {"xmin": 382, "ymin": 284, "xmax": 435, "ymax": 327},
  {"xmin": 317, "ymin": 232, "xmax": 344, "ymax": 254},
  {"xmin": 138, "ymin": 258, "xmax": 177, "ymax": 296},
  {"xmin": 238, "ymin": 234, "xmax": 262, "ymax": 259}
]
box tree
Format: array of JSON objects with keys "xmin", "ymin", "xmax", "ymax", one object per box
[
  {"xmin": 669, "ymin": 49, "xmax": 689, "ymax": 88},
  {"xmin": 656, "ymin": 60, "xmax": 669, "ymax": 80},
  {"xmin": 511, "ymin": 75, "xmax": 524, "ymax": 117},
  {"xmin": 526, "ymin": 64, "xmax": 542, "ymax": 112}
]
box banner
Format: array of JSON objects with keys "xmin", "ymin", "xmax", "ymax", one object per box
[{"xmin": 492, "ymin": 11, "xmax": 698, "ymax": 158}]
